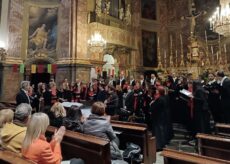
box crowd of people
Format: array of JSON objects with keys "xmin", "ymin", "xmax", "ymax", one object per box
[{"xmin": 1, "ymin": 70, "xmax": 230, "ymax": 163}]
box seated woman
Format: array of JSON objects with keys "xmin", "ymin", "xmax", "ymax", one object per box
[
  {"xmin": 0, "ymin": 109, "xmax": 14, "ymax": 128},
  {"xmin": 0, "ymin": 109, "xmax": 14, "ymax": 145},
  {"xmin": 62, "ymin": 105, "xmax": 84, "ymax": 132},
  {"xmin": 83, "ymin": 102, "xmax": 123, "ymax": 160},
  {"xmin": 1, "ymin": 104, "xmax": 32, "ymax": 154},
  {"xmin": 49, "ymin": 102, "xmax": 66, "ymax": 128},
  {"xmin": 22, "ymin": 112, "xmax": 66, "ymax": 164}
]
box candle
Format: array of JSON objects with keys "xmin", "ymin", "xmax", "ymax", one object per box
[
  {"xmin": 158, "ymin": 36, "xmax": 160, "ymax": 48},
  {"xmin": 205, "ymin": 30, "xmax": 208, "ymax": 45},
  {"xmin": 224, "ymin": 44, "xmax": 227, "ymax": 53},
  {"xmin": 217, "ymin": 52, "xmax": 219, "ymax": 61},
  {"xmin": 211, "ymin": 45, "xmax": 214, "ymax": 55},
  {"xmin": 164, "ymin": 50, "xmax": 166, "ymax": 59},
  {"xmin": 170, "ymin": 35, "xmax": 172, "ymax": 48},
  {"xmin": 180, "ymin": 34, "xmax": 183, "ymax": 46},
  {"xmin": 176, "ymin": 50, "xmax": 178, "ymax": 66}
]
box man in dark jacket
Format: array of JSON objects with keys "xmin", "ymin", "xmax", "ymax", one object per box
[
  {"xmin": 216, "ymin": 71, "xmax": 230, "ymax": 123},
  {"xmin": 16, "ymin": 81, "xmax": 31, "ymax": 105}
]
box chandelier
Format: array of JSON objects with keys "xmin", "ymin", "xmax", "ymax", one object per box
[
  {"xmin": 209, "ymin": 0, "xmax": 230, "ymax": 36},
  {"xmin": 87, "ymin": 31, "xmax": 106, "ymax": 52}
]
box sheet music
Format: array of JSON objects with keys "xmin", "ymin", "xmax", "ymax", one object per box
[
  {"xmin": 180, "ymin": 89, "xmax": 193, "ymax": 98},
  {"xmin": 62, "ymin": 102, "xmax": 83, "ymax": 108}
]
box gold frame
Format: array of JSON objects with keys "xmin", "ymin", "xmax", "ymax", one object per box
[{"xmin": 21, "ymin": 0, "xmax": 60, "ymax": 62}]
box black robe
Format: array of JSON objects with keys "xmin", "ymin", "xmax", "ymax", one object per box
[{"xmin": 150, "ymin": 96, "xmax": 167, "ymax": 150}]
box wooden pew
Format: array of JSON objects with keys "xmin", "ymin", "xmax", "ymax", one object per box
[
  {"xmin": 46, "ymin": 126, "xmax": 111, "ymax": 164},
  {"xmin": 0, "ymin": 150, "xmax": 35, "ymax": 164},
  {"xmin": 215, "ymin": 123, "xmax": 230, "ymax": 137},
  {"xmin": 196, "ymin": 133, "xmax": 230, "ymax": 161},
  {"xmin": 161, "ymin": 148, "xmax": 230, "ymax": 164},
  {"xmin": 0, "ymin": 102, "xmax": 16, "ymax": 110},
  {"xmin": 111, "ymin": 120, "xmax": 156, "ymax": 164}
]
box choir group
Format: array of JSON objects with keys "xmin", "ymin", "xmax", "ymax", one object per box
[{"xmin": 15, "ymin": 70, "xmax": 230, "ymax": 151}]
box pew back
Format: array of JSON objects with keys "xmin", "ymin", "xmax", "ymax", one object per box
[
  {"xmin": 0, "ymin": 150, "xmax": 35, "ymax": 164},
  {"xmin": 215, "ymin": 123, "xmax": 230, "ymax": 137},
  {"xmin": 46, "ymin": 126, "xmax": 111, "ymax": 164},
  {"xmin": 162, "ymin": 148, "xmax": 230, "ymax": 164},
  {"xmin": 196, "ymin": 133, "xmax": 230, "ymax": 161},
  {"xmin": 111, "ymin": 120, "xmax": 156, "ymax": 164}
]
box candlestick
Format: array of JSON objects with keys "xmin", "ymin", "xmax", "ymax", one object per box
[
  {"xmin": 158, "ymin": 37, "xmax": 160, "ymax": 48},
  {"xmin": 211, "ymin": 46, "xmax": 214, "ymax": 55},
  {"xmin": 164, "ymin": 50, "xmax": 167, "ymax": 68},
  {"xmin": 175, "ymin": 50, "xmax": 178, "ymax": 67},
  {"xmin": 205, "ymin": 30, "xmax": 208, "ymax": 46}
]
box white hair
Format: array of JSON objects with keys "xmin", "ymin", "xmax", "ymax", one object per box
[
  {"xmin": 22, "ymin": 113, "xmax": 49, "ymax": 149},
  {"xmin": 15, "ymin": 103, "xmax": 32, "ymax": 122},
  {"xmin": 20, "ymin": 81, "xmax": 30, "ymax": 90}
]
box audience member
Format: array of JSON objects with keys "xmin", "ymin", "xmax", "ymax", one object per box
[
  {"xmin": 22, "ymin": 112, "xmax": 65, "ymax": 164},
  {"xmin": 1, "ymin": 103, "xmax": 32, "ymax": 153},
  {"xmin": 49, "ymin": 102, "xmax": 66, "ymax": 128}
]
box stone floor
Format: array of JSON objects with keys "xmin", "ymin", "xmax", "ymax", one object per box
[{"xmin": 154, "ymin": 123, "xmax": 196, "ymax": 164}]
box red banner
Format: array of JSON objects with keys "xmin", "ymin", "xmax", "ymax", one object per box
[
  {"xmin": 12, "ymin": 64, "xmax": 18, "ymax": 72},
  {"xmin": 37, "ymin": 65, "xmax": 44, "ymax": 73},
  {"xmin": 52, "ymin": 64, "xmax": 57, "ymax": 74}
]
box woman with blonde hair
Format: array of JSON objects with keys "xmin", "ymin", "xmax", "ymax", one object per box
[
  {"xmin": 0, "ymin": 109, "xmax": 14, "ymax": 145},
  {"xmin": 0, "ymin": 109, "xmax": 14, "ymax": 128},
  {"xmin": 22, "ymin": 112, "xmax": 65, "ymax": 164},
  {"xmin": 49, "ymin": 102, "xmax": 66, "ymax": 127}
]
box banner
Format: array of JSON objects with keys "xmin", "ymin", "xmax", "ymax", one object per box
[
  {"xmin": 37, "ymin": 65, "xmax": 44, "ymax": 73},
  {"xmin": 52, "ymin": 64, "xmax": 57, "ymax": 74},
  {"xmin": 12, "ymin": 64, "xmax": 18, "ymax": 72},
  {"xmin": 19, "ymin": 64, "xmax": 24, "ymax": 73},
  {"xmin": 31, "ymin": 65, "xmax": 36, "ymax": 74},
  {"xmin": 47, "ymin": 64, "xmax": 52, "ymax": 73}
]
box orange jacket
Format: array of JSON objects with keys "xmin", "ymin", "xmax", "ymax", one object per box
[{"xmin": 22, "ymin": 135, "xmax": 62, "ymax": 164}]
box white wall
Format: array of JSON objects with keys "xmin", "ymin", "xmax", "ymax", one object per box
[{"xmin": 0, "ymin": 0, "xmax": 9, "ymax": 49}]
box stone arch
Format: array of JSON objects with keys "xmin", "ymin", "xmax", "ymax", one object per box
[{"xmin": 24, "ymin": 57, "xmax": 56, "ymax": 66}]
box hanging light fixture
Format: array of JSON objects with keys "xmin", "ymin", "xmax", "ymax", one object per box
[
  {"xmin": 87, "ymin": 31, "xmax": 106, "ymax": 52},
  {"xmin": 209, "ymin": 0, "xmax": 230, "ymax": 36}
]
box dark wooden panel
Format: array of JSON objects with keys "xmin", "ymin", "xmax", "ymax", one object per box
[
  {"xmin": 46, "ymin": 126, "xmax": 111, "ymax": 164},
  {"xmin": 162, "ymin": 148, "xmax": 230, "ymax": 164}
]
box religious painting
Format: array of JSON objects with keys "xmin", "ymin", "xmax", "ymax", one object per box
[
  {"xmin": 141, "ymin": 0, "xmax": 156, "ymax": 20},
  {"xmin": 142, "ymin": 30, "xmax": 157, "ymax": 67},
  {"xmin": 28, "ymin": 6, "xmax": 58, "ymax": 56}
]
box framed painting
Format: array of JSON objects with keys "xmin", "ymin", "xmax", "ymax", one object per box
[
  {"xmin": 27, "ymin": 5, "xmax": 58, "ymax": 56},
  {"xmin": 142, "ymin": 30, "xmax": 157, "ymax": 67},
  {"xmin": 141, "ymin": 0, "xmax": 156, "ymax": 20}
]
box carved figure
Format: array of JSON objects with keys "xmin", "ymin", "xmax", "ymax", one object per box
[
  {"xmin": 119, "ymin": 7, "xmax": 124, "ymax": 20},
  {"xmin": 29, "ymin": 24, "xmax": 48, "ymax": 51},
  {"xmin": 95, "ymin": 0, "xmax": 102, "ymax": 16},
  {"xmin": 124, "ymin": 4, "xmax": 131, "ymax": 25}
]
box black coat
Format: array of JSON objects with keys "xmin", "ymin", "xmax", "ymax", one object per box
[
  {"xmin": 97, "ymin": 90, "xmax": 108, "ymax": 102},
  {"xmin": 16, "ymin": 89, "xmax": 30, "ymax": 105},
  {"xmin": 220, "ymin": 78, "xmax": 230, "ymax": 123},
  {"xmin": 150, "ymin": 96, "xmax": 167, "ymax": 150},
  {"xmin": 193, "ymin": 87, "xmax": 210, "ymax": 134}
]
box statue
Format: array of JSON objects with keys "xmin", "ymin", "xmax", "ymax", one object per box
[
  {"xmin": 119, "ymin": 7, "xmax": 124, "ymax": 20},
  {"xmin": 29, "ymin": 24, "xmax": 48, "ymax": 51},
  {"xmin": 95, "ymin": 0, "xmax": 102, "ymax": 17},
  {"xmin": 105, "ymin": 1, "xmax": 110, "ymax": 15},
  {"xmin": 124, "ymin": 4, "xmax": 131, "ymax": 25},
  {"xmin": 181, "ymin": 0, "xmax": 205, "ymax": 37}
]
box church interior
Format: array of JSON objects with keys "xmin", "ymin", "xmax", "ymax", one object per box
[{"xmin": 0, "ymin": 0, "xmax": 230, "ymax": 164}]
